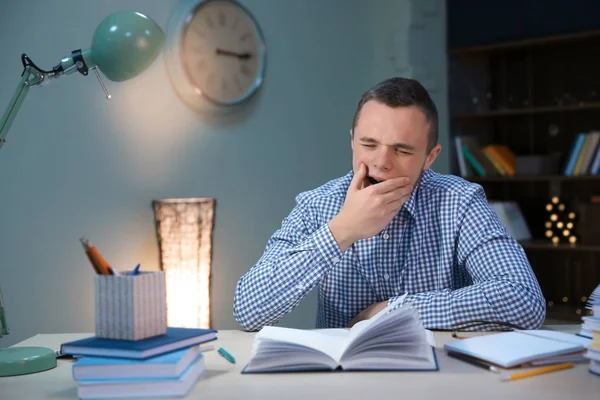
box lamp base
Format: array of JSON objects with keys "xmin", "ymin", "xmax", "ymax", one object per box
[{"xmin": 0, "ymin": 347, "xmax": 57, "ymax": 377}]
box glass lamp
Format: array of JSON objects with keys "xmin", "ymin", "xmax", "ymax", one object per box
[
  {"xmin": 152, "ymin": 198, "xmax": 215, "ymax": 329},
  {"xmin": 0, "ymin": 10, "xmax": 164, "ymax": 377}
]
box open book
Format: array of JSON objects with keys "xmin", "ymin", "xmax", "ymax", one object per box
[{"xmin": 242, "ymin": 304, "xmax": 437, "ymax": 373}]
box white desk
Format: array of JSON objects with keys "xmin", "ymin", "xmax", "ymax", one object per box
[{"xmin": 1, "ymin": 327, "xmax": 599, "ymax": 400}]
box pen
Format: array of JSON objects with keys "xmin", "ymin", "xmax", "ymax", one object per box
[
  {"xmin": 447, "ymin": 351, "xmax": 498, "ymax": 373},
  {"xmin": 131, "ymin": 263, "xmax": 141, "ymax": 276},
  {"xmin": 501, "ymin": 362, "xmax": 573, "ymax": 381},
  {"xmin": 218, "ymin": 347, "xmax": 236, "ymax": 364}
]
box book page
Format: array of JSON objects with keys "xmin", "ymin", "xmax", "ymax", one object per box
[{"xmin": 256, "ymin": 326, "xmax": 347, "ymax": 362}]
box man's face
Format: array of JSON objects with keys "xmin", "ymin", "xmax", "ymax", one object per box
[{"xmin": 351, "ymin": 100, "xmax": 441, "ymax": 188}]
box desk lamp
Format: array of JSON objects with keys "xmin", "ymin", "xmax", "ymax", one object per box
[{"xmin": 0, "ymin": 10, "xmax": 164, "ymax": 377}]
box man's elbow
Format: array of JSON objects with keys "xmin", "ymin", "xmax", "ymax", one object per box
[
  {"xmin": 232, "ymin": 287, "xmax": 265, "ymax": 332},
  {"xmin": 502, "ymin": 287, "xmax": 546, "ymax": 330},
  {"xmin": 233, "ymin": 303, "xmax": 264, "ymax": 332}
]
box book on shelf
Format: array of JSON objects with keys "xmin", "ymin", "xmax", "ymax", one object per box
[
  {"xmin": 444, "ymin": 330, "xmax": 591, "ymax": 369},
  {"xmin": 61, "ymin": 327, "xmax": 217, "ymax": 359},
  {"xmin": 488, "ymin": 201, "xmax": 531, "ymax": 242},
  {"xmin": 564, "ymin": 131, "xmax": 600, "ymax": 176},
  {"xmin": 75, "ymin": 352, "xmax": 205, "ymax": 399},
  {"xmin": 454, "ymin": 135, "xmax": 515, "ymax": 178},
  {"xmin": 72, "ymin": 345, "xmax": 211, "ymax": 380},
  {"xmin": 242, "ymin": 302, "xmax": 438, "ymax": 373}
]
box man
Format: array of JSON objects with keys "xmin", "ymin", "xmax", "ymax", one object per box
[{"xmin": 233, "ymin": 77, "xmax": 546, "ymax": 331}]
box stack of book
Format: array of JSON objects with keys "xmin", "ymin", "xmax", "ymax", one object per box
[
  {"xmin": 60, "ymin": 327, "xmax": 217, "ymax": 399},
  {"xmin": 454, "ymin": 135, "xmax": 515, "ymax": 178},
  {"xmin": 581, "ymin": 283, "xmax": 600, "ymax": 377}
]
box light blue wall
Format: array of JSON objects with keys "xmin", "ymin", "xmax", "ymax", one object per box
[{"xmin": 0, "ymin": 0, "xmax": 447, "ymax": 346}]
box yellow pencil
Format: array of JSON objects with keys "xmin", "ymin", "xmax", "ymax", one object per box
[{"xmin": 501, "ymin": 362, "xmax": 574, "ymax": 382}]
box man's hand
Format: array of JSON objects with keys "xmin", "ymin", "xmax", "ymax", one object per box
[
  {"xmin": 347, "ymin": 301, "xmax": 388, "ymax": 328},
  {"xmin": 328, "ymin": 163, "xmax": 412, "ymax": 251}
]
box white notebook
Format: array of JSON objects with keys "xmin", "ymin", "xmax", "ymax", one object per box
[{"xmin": 444, "ymin": 330, "xmax": 591, "ymax": 368}]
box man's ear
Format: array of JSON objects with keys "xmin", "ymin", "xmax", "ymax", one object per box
[
  {"xmin": 350, "ymin": 129, "xmax": 354, "ymax": 149},
  {"xmin": 424, "ymin": 144, "xmax": 442, "ymax": 170}
]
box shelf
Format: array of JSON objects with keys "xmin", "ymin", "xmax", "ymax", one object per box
[
  {"xmin": 448, "ymin": 29, "xmax": 600, "ymax": 55},
  {"xmin": 468, "ymin": 175, "xmax": 600, "ymax": 183},
  {"xmin": 520, "ymin": 241, "xmax": 600, "ymax": 252},
  {"xmin": 452, "ymin": 102, "xmax": 600, "ymax": 120}
]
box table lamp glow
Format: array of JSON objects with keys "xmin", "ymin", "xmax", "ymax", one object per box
[{"xmin": 0, "ymin": 10, "xmax": 164, "ymax": 377}]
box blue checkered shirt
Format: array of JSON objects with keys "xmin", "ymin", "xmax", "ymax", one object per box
[{"xmin": 233, "ymin": 169, "xmax": 546, "ymax": 331}]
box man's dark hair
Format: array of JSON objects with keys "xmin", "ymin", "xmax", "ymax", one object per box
[{"xmin": 351, "ymin": 77, "xmax": 438, "ymax": 152}]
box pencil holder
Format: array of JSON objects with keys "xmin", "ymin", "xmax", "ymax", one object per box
[{"xmin": 94, "ymin": 271, "xmax": 167, "ymax": 341}]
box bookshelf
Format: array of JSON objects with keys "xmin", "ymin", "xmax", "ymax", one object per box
[{"xmin": 449, "ymin": 29, "xmax": 600, "ymax": 321}]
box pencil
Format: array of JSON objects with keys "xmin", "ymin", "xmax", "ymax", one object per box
[
  {"xmin": 80, "ymin": 238, "xmax": 112, "ymax": 275},
  {"xmin": 501, "ymin": 362, "xmax": 573, "ymax": 381},
  {"xmin": 447, "ymin": 351, "xmax": 499, "ymax": 373}
]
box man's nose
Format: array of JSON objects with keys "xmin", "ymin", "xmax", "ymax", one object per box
[{"xmin": 373, "ymin": 147, "xmax": 393, "ymax": 171}]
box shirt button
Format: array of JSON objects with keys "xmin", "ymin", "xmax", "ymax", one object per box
[
  {"xmin": 384, "ymin": 273, "xmax": 390, "ymax": 280},
  {"xmin": 383, "ymin": 233, "xmax": 390, "ymax": 240},
  {"xmin": 332, "ymin": 256, "xmax": 340, "ymax": 264}
]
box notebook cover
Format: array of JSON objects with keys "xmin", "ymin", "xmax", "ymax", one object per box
[{"xmin": 61, "ymin": 327, "xmax": 217, "ymax": 359}]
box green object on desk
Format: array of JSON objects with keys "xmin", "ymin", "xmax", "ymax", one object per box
[
  {"xmin": 218, "ymin": 347, "xmax": 236, "ymax": 364},
  {"xmin": 0, "ymin": 10, "xmax": 164, "ymax": 151},
  {"xmin": 0, "ymin": 286, "xmax": 56, "ymax": 376},
  {"xmin": 0, "ymin": 347, "xmax": 57, "ymax": 377}
]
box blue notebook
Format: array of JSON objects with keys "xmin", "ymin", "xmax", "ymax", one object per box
[
  {"xmin": 76, "ymin": 354, "xmax": 205, "ymax": 399},
  {"xmin": 61, "ymin": 327, "xmax": 217, "ymax": 359},
  {"xmin": 72, "ymin": 345, "xmax": 211, "ymax": 380}
]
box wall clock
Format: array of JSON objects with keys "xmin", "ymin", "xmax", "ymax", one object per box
[{"xmin": 164, "ymin": 0, "xmax": 266, "ymax": 112}]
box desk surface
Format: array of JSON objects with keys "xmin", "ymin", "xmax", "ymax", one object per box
[{"xmin": 1, "ymin": 326, "xmax": 599, "ymax": 400}]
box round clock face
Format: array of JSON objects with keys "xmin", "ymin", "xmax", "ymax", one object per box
[{"xmin": 179, "ymin": 0, "xmax": 265, "ymax": 106}]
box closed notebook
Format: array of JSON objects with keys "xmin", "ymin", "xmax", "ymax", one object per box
[
  {"xmin": 444, "ymin": 330, "xmax": 591, "ymax": 368},
  {"xmin": 77, "ymin": 353, "xmax": 205, "ymax": 400},
  {"xmin": 242, "ymin": 303, "xmax": 438, "ymax": 373},
  {"xmin": 72, "ymin": 345, "xmax": 206, "ymax": 380},
  {"xmin": 61, "ymin": 327, "xmax": 217, "ymax": 359}
]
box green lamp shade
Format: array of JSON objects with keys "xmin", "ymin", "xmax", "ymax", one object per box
[{"xmin": 91, "ymin": 11, "xmax": 164, "ymax": 82}]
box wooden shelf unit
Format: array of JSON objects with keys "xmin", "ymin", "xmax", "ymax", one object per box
[{"xmin": 449, "ymin": 29, "xmax": 600, "ymax": 322}]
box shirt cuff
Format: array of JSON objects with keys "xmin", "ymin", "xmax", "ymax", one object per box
[
  {"xmin": 312, "ymin": 223, "xmax": 344, "ymax": 266},
  {"xmin": 388, "ymin": 292, "xmax": 408, "ymax": 310}
]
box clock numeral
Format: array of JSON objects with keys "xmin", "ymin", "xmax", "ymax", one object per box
[
  {"xmin": 234, "ymin": 74, "xmax": 243, "ymax": 91},
  {"xmin": 218, "ymin": 12, "xmax": 226, "ymax": 27},
  {"xmin": 204, "ymin": 15, "xmax": 215, "ymax": 29},
  {"xmin": 192, "ymin": 25, "xmax": 206, "ymax": 38},
  {"xmin": 240, "ymin": 63, "xmax": 252, "ymax": 77},
  {"xmin": 231, "ymin": 16, "xmax": 240, "ymax": 31},
  {"xmin": 239, "ymin": 33, "xmax": 251, "ymax": 42},
  {"xmin": 221, "ymin": 78, "xmax": 228, "ymax": 96},
  {"xmin": 206, "ymin": 73, "xmax": 217, "ymax": 90}
]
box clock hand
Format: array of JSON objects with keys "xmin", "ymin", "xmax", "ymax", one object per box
[{"xmin": 215, "ymin": 48, "xmax": 253, "ymax": 60}]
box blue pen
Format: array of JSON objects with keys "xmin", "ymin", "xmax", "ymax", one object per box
[
  {"xmin": 131, "ymin": 263, "xmax": 141, "ymax": 276},
  {"xmin": 218, "ymin": 347, "xmax": 236, "ymax": 364}
]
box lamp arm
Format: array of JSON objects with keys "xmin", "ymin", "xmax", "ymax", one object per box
[
  {"xmin": 0, "ymin": 286, "xmax": 8, "ymax": 337},
  {"xmin": 0, "ymin": 68, "xmax": 35, "ymax": 151},
  {"xmin": 0, "ymin": 50, "xmax": 101, "ymax": 151}
]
